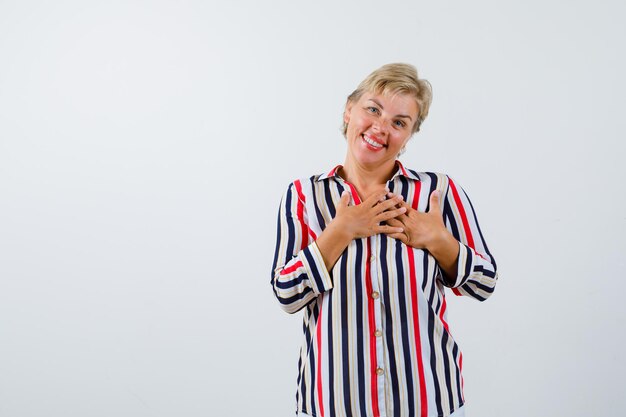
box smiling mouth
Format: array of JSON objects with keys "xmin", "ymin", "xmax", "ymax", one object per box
[{"xmin": 362, "ymin": 134, "xmax": 385, "ymax": 149}]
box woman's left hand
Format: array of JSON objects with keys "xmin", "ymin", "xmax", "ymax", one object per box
[
  {"xmin": 385, "ymin": 190, "xmax": 461, "ymax": 281},
  {"xmin": 385, "ymin": 190, "xmax": 448, "ymax": 250}
]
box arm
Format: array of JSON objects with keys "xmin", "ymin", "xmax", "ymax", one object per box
[
  {"xmin": 271, "ymin": 182, "xmax": 406, "ymax": 314},
  {"xmin": 270, "ymin": 182, "xmax": 334, "ymax": 314},
  {"xmin": 385, "ymin": 176, "xmax": 498, "ymax": 301},
  {"xmin": 440, "ymin": 176, "xmax": 498, "ymax": 301}
]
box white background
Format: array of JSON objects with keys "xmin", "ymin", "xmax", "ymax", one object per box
[{"xmin": 1, "ymin": 1, "xmax": 624, "ymax": 416}]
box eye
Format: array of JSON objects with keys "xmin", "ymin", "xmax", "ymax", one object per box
[
  {"xmin": 366, "ymin": 106, "xmax": 380, "ymax": 115},
  {"xmin": 394, "ymin": 120, "xmax": 406, "ymax": 128}
]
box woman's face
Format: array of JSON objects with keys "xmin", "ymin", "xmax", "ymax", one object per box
[{"xmin": 343, "ymin": 91, "xmax": 418, "ymax": 169}]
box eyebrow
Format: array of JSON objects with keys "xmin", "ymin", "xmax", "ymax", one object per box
[{"xmin": 368, "ymin": 99, "xmax": 413, "ymax": 121}]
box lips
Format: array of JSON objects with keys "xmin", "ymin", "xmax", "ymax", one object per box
[{"xmin": 362, "ymin": 134, "xmax": 385, "ymax": 150}]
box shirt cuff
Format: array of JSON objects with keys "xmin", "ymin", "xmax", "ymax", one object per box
[
  {"xmin": 300, "ymin": 241, "xmax": 333, "ymax": 295},
  {"xmin": 444, "ymin": 241, "xmax": 475, "ymax": 288}
]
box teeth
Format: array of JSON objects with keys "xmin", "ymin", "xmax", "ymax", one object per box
[{"xmin": 363, "ymin": 135, "xmax": 383, "ymax": 148}]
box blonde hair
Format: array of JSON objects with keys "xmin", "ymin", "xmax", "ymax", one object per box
[{"xmin": 342, "ymin": 63, "xmax": 432, "ymax": 136}]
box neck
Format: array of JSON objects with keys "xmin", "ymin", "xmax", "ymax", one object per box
[{"xmin": 340, "ymin": 156, "xmax": 398, "ymax": 196}]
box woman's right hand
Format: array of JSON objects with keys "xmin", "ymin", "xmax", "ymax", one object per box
[
  {"xmin": 334, "ymin": 189, "xmax": 406, "ymax": 239},
  {"xmin": 316, "ymin": 189, "xmax": 406, "ymax": 270}
]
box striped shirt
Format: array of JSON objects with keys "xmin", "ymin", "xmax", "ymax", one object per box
[{"xmin": 271, "ymin": 161, "xmax": 498, "ymax": 417}]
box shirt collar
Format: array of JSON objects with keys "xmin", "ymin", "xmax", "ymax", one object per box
[{"xmin": 316, "ymin": 160, "xmax": 420, "ymax": 182}]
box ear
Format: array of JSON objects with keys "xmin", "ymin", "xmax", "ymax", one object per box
[{"xmin": 343, "ymin": 100, "xmax": 353, "ymax": 125}]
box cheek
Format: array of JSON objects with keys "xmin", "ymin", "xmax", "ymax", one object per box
[{"xmin": 391, "ymin": 131, "xmax": 409, "ymax": 145}]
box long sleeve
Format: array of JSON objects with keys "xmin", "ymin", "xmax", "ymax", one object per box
[
  {"xmin": 441, "ymin": 176, "xmax": 498, "ymax": 301},
  {"xmin": 270, "ymin": 181, "xmax": 333, "ymax": 314}
]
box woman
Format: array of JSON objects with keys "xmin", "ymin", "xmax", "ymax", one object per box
[{"xmin": 271, "ymin": 63, "xmax": 498, "ymax": 417}]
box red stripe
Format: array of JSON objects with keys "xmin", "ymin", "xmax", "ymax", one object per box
[
  {"xmin": 316, "ymin": 299, "xmax": 325, "ymax": 416},
  {"xmin": 398, "ymin": 160, "xmax": 409, "ymax": 177},
  {"xmin": 328, "ymin": 165, "xmax": 340, "ymax": 177},
  {"xmin": 448, "ymin": 180, "xmax": 475, "ymax": 249},
  {"xmin": 407, "ymin": 248, "xmax": 428, "ymax": 417},
  {"xmin": 345, "ymin": 182, "xmax": 362, "ymax": 205},
  {"xmin": 280, "ymin": 260, "xmax": 303, "ymax": 276},
  {"xmin": 411, "ymin": 180, "xmax": 421, "ymax": 210},
  {"xmin": 294, "ymin": 180, "xmax": 313, "ymax": 249},
  {"xmin": 297, "ymin": 180, "xmax": 318, "ymax": 240},
  {"xmin": 364, "ymin": 238, "xmax": 380, "ymax": 417},
  {"xmin": 452, "ymin": 288, "xmax": 462, "ymax": 296}
]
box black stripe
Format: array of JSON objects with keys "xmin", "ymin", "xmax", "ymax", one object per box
[
  {"xmin": 460, "ymin": 284, "xmax": 487, "ymax": 301},
  {"xmin": 278, "ymin": 287, "xmax": 313, "ymax": 305},
  {"xmin": 395, "ymin": 239, "xmax": 415, "ymax": 416},
  {"xmin": 398, "ymin": 176, "xmax": 409, "ymax": 201},
  {"xmin": 443, "ymin": 195, "xmax": 461, "ymax": 242},
  {"xmin": 299, "ymin": 307, "xmax": 313, "ymax": 412},
  {"xmin": 323, "ymin": 180, "xmax": 336, "ymax": 219},
  {"xmin": 441, "ymin": 331, "xmax": 455, "ymax": 411},
  {"xmin": 425, "ymin": 252, "xmax": 444, "ymax": 416},
  {"xmin": 285, "ymin": 184, "xmax": 297, "ymax": 264},
  {"xmin": 459, "ymin": 182, "xmax": 496, "ymax": 268},
  {"xmin": 275, "ymin": 273, "xmax": 307, "ymax": 289},
  {"xmin": 303, "ymin": 246, "xmax": 324, "ymax": 291},
  {"xmin": 463, "ymin": 249, "xmax": 473, "ymax": 282},
  {"xmin": 408, "ymin": 168, "xmax": 422, "ymax": 180},
  {"xmin": 469, "ymin": 277, "xmax": 496, "ymax": 293},
  {"xmin": 309, "ymin": 303, "xmax": 319, "ymax": 414},
  {"xmin": 474, "ymin": 265, "xmax": 497, "ymax": 280},
  {"xmin": 452, "ymin": 343, "xmax": 463, "ymax": 407},
  {"xmin": 310, "ymin": 176, "xmax": 327, "ymax": 231},
  {"xmin": 425, "ymin": 173, "xmax": 439, "ymax": 212},
  {"xmin": 296, "ymin": 347, "xmax": 303, "ymax": 415}
]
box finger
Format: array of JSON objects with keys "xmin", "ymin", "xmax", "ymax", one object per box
[
  {"xmin": 385, "ymin": 217, "xmax": 404, "ymax": 227},
  {"xmin": 338, "ymin": 190, "xmax": 351, "ymax": 208},
  {"xmin": 385, "ymin": 192, "xmax": 405, "ymax": 205},
  {"xmin": 384, "ymin": 232, "xmax": 409, "ymax": 244},
  {"xmin": 428, "ymin": 190, "xmax": 441, "ymax": 213},
  {"xmin": 375, "ymin": 224, "xmax": 404, "ymax": 235},
  {"xmin": 364, "ymin": 188, "xmax": 390, "ymax": 207},
  {"xmin": 376, "ymin": 207, "xmax": 408, "ymax": 223},
  {"xmin": 384, "ymin": 194, "xmax": 408, "ymax": 207},
  {"xmin": 374, "ymin": 195, "xmax": 404, "ymax": 212},
  {"xmin": 384, "ymin": 198, "xmax": 411, "ymax": 218}
]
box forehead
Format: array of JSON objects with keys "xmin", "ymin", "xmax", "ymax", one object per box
[{"xmin": 359, "ymin": 90, "xmax": 418, "ymax": 114}]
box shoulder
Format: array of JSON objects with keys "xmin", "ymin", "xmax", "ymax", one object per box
[
  {"xmin": 402, "ymin": 168, "xmax": 472, "ymax": 199},
  {"xmin": 281, "ymin": 174, "xmax": 326, "ymax": 200},
  {"xmin": 404, "ymin": 168, "xmax": 452, "ymax": 188}
]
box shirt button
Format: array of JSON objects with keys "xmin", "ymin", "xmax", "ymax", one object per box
[
  {"xmin": 376, "ymin": 368, "xmax": 384, "ymax": 375},
  {"xmin": 370, "ymin": 255, "xmax": 376, "ymax": 263},
  {"xmin": 374, "ymin": 330, "xmax": 383, "ymax": 337},
  {"xmin": 371, "ymin": 291, "xmax": 380, "ymax": 299}
]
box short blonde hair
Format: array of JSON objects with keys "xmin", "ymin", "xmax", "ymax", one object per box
[{"xmin": 342, "ymin": 63, "xmax": 432, "ymax": 136}]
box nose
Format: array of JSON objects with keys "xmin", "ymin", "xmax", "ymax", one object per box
[{"xmin": 372, "ymin": 117, "xmax": 390, "ymax": 135}]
